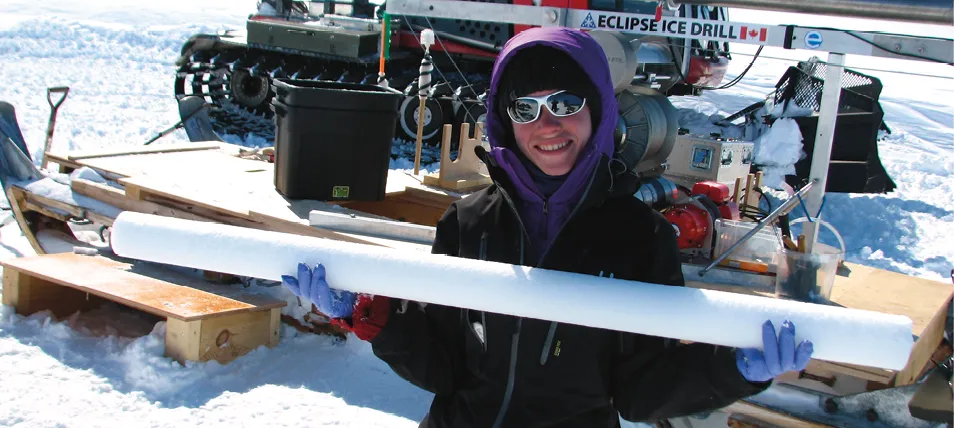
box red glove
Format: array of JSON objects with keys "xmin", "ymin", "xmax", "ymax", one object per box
[{"xmin": 330, "ymin": 294, "xmax": 390, "ymax": 341}]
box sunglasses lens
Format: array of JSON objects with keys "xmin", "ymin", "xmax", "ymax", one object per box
[
  {"xmin": 547, "ymin": 92, "xmax": 585, "ymax": 116},
  {"xmin": 508, "ymin": 91, "xmax": 586, "ymax": 123},
  {"xmin": 510, "ymin": 99, "xmax": 539, "ymax": 123}
]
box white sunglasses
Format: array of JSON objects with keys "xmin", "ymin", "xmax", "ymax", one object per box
[{"xmin": 507, "ymin": 90, "xmax": 587, "ymax": 124}]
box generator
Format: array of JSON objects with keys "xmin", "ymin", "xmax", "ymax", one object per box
[{"xmin": 663, "ymin": 131, "xmax": 754, "ymax": 195}]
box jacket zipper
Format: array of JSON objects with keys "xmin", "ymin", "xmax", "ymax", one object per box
[
  {"xmin": 535, "ymin": 157, "xmax": 603, "ymax": 267},
  {"xmin": 490, "ymin": 189, "xmax": 527, "ymax": 428},
  {"xmin": 485, "ymin": 155, "xmax": 603, "ymax": 428}
]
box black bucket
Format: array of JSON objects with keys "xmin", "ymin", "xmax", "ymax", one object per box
[{"xmin": 271, "ymin": 79, "xmax": 402, "ymax": 201}]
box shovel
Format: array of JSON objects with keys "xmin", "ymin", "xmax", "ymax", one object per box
[{"xmin": 40, "ymin": 86, "xmax": 70, "ymax": 170}]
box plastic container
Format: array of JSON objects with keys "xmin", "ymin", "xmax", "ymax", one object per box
[
  {"xmin": 713, "ymin": 219, "xmax": 783, "ymax": 268},
  {"xmin": 775, "ymin": 249, "xmax": 841, "ymax": 304},
  {"xmin": 270, "ymin": 79, "xmax": 402, "ymax": 201}
]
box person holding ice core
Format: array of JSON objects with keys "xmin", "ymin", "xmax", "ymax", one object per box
[{"xmin": 282, "ymin": 27, "xmax": 813, "ymax": 427}]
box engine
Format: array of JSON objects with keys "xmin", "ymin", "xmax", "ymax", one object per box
[{"xmin": 636, "ymin": 178, "xmax": 741, "ymax": 259}]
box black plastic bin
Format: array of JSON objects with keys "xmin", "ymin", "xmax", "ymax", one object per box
[{"xmin": 271, "ymin": 79, "xmax": 401, "ymax": 201}]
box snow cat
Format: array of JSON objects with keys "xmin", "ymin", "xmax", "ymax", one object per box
[{"xmin": 172, "ymin": 0, "xmax": 734, "ymax": 145}]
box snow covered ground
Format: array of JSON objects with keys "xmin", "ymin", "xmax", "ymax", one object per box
[{"xmin": 0, "ymin": 1, "xmax": 951, "ymax": 426}]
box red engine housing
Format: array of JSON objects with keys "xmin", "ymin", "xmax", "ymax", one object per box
[
  {"xmin": 686, "ymin": 56, "xmax": 729, "ymax": 88},
  {"xmin": 692, "ymin": 181, "xmax": 740, "ymax": 221},
  {"xmin": 664, "ymin": 204, "xmax": 710, "ymax": 249}
]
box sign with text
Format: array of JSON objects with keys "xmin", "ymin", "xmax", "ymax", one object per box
[{"xmin": 571, "ymin": 10, "xmax": 783, "ymax": 46}]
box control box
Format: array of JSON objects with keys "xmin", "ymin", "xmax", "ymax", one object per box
[{"xmin": 663, "ymin": 133, "xmax": 754, "ymax": 195}]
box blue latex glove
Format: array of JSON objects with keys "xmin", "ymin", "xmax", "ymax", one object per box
[
  {"xmin": 736, "ymin": 319, "xmax": 814, "ymax": 382},
  {"xmin": 281, "ymin": 262, "xmax": 356, "ymax": 318}
]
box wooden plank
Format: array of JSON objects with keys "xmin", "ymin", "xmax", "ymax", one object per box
[
  {"xmin": 2, "ymin": 268, "xmax": 108, "ymax": 318},
  {"xmin": 894, "ymin": 293, "xmax": 951, "ymax": 386},
  {"xmin": 63, "ymin": 142, "xmax": 224, "ymax": 161},
  {"xmin": 165, "ymin": 308, "xmax": 280, "ymax": 365},
  {"xmin": 6, "ymin": 186, "xmax": 45, "ymax": 254},
  {"xmin": 0, "ymin": 253, "xmax": 285, "ymax": 321},
  {"xmin": 403, "ymin": 182, "xmax": 465, "ymax": 203},
  {"xmin": 269, "ymin": 307, "xmax": 282, "ymax": 347},
  {"xmin": 685, "ymin": 264, "xmax": 949, "ymax": 387},
  {"xmin": 829, "ymin": 262, "xmax": 951, "ymax": 336},
  {"xmin": 725, "ymin": 400, "xmax": 835, "ymax": 428},
  {"xmin": 70, "ymin": 178, "xmax": 214, "ymax": 223},
  {"xmin": 23, "ymin": 200, "xmax": 71, "ymax": 222},
  {"xmin": 828, "ymin": 261, "xmax": 952, "ymax": 386},
  {"xmin": 685, "ymin": 280, "xmax": 895, "ymax": 385},
  {"xmin": 67, "ymin": 145, "xmax": 261, "ymax": 179},
  {"xmin": 245, "ymin": 210, "xmax": 380, "ymax": 246},
  {"xmin": 806, "ymin": 360, "xmax": 894, "ymax": 384},
  {"xmin": 335, "ymin": 188, "xmax": 455, "ymax": 228},
  {"xmin": 21, "ymin": 190, "xmax": 116, "ymax": 227},
  {"xmin": 165, "ymin": 317, "xmax": 201, "ymax": 363},
  {"xmin": 45, "ymin": 154, "xmax": 84, "ymax": 174},
  {"xmin": 118, "ymin": 175, "xmax": 253, "ymax": 220}
]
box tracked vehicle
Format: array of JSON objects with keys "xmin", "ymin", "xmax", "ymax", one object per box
[{"xmin": 172, "ymin": 0, "xmax": 734, "ymax": 143}]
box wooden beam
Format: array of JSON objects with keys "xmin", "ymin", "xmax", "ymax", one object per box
[
  {"xmin": 337, "ymin": 189, "xmax": 454, "ymax": 227},
  {"xmin": 6, "ymin": 186, "xmax": 45, "ymax": 254},
  {"xmin": 1, "ymin": 267, "xmax": 106, "ymax": 318},
  {"xmin": 725, "ymin": 400, "xmax": 836, "ymax": 428},
  {"xmin": 19, "ymin": 188, "xmax": 116, "ymax": 226},
  {"xmin": 165, "ymin": 308, "xmax": 281, "ymax": 365},
  {"xmin": 23, "ymin": 201, "xmax": 71, "ymax": 222},
  {"xmin": 57, "ymin": 142, "xmax": 224, "ymax": 161},
  {"xmin": 894, "ymin": 294, "xmax": 952, "ymax": 386},
  {"xmin": 246, "ymin": 210, "xmax": 381, "ymax": 246},
  {"xmin": 118, "ymin": 175, "xmax": 252, "ymax": 220},
  {"xmin": 685, "ymin": 263, "xmax": 950, "ymax": 388},
  {"xmin": 70, "ymin": 178, "xmax": 214, "ymax": 223},
  {"xmin": 0, "ymin": 253, "xmax": 285, "ymax": 322}
]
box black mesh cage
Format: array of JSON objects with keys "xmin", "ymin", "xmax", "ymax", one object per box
[{"xmin": 774, "ymin": 59, "xmax": 884, "ymax": 115}]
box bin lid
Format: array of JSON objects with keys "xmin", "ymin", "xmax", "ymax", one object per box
[{"xmin": 272, "ymin": 79, "xmax": 402, "ymax": 112}]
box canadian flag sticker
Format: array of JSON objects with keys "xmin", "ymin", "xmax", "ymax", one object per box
[{"xmin": 739, "ymin": 26, "xmax": 767, "ymax": 42}]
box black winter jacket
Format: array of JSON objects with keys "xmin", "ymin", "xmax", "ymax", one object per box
[{"xmin": 368, "ymin": 153, "xmax": 770, "ymax": 427}]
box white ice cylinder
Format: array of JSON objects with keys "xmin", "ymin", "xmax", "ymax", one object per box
[{"xmin": 110, "ymin": 212, "xmax": 914, "ymax": 370}]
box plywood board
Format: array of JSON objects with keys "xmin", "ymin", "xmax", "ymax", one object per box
[
  {"xmin": 687, "ymin": 261, "xmax": 952, "ymax": 388},
  {"xmin": 62, "ymin": 142, "xmax": 225, "ymax": 161},
  {"xmin": 70, "ymin": 178, "xmax": 214, "ymax": 223},
  {"xmin": 52, "ymin": 142, "xmax": 469, "ymax": 230},
  {"xmin": 828, "ymin": 262, "xmax": 952, "ymax": 336},
  {"xmin": 1, "ymin": 253, "xmax": 285, "ymax": 321}
]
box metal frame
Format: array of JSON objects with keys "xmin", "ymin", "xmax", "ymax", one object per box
[
  {"xmin": 386, "ymin": 0, "xmax": 954, "ymax": 63},
  {"xmin": 385, "ymin": 0, "xmax": 953, "ymax": 260}
]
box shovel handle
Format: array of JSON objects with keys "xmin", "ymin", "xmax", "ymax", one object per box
[{"xmin": 47, "ymin": 86, "xmax": 70, "ymax": 109}]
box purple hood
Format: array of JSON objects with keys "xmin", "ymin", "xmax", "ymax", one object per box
[{"xmin": 484, "ymin": 27, "xmax": 618, "ymax": 261}]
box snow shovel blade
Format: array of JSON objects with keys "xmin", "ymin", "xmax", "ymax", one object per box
[
  {"xmin": 0, "ymin": 101, "xmax": 31, "ymax": 159},
  {"xmin": 178, "ymin": 96, "xmax": 223, "ymax": 143}
]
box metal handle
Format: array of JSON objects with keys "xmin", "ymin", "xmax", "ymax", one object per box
[
  {"xmin": 699, "ymin": 179, "xmax": 818, "ymax": 276},
  {"xmin": 47, "ymin": 86, "xmax": 70, "ymax": 109}
]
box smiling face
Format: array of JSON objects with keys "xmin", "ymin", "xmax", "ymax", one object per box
[{"xmin": 511, "ymin": 89, "xmax": 593, "ymax": 176}]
